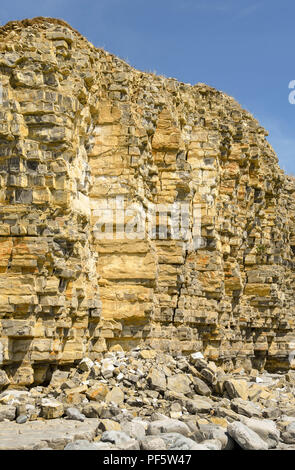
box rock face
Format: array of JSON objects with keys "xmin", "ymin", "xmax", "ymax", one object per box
[
  {"xmin": 0, "ymin": 17, "xmax": 295, "ymax": 385},
  {"xmin": 0, "ymin": 350, "xmax": 292, "ymax": 450}
]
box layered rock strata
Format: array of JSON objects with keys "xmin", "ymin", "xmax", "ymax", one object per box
[{"xmin": 0, "ymin": 17, "xmax": 295, "ymax": 385}]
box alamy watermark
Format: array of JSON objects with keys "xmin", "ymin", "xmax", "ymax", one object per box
[
  {"xmin": 289, "ymin": 80, "xmax": 295, "ymax": 104},
  {"xmin": 92, "ymin": 196, "xmax": 205, "ymax": 250}
]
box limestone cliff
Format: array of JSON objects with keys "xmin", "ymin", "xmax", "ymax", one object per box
[{"xmin": 0, "ymin": 17, "xmax": 295, "ymax": 386}]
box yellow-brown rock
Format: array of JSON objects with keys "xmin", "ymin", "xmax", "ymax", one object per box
[{"xmin": 0, "ymin": 17, "xmax": 295, "ymax": 385}]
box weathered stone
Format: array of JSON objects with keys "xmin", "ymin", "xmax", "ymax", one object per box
[
  {"xmin": 147, "ymin": 369, "xmax": 167, "ymax": 392},
  {"xmin": 16, "ymin": 414, "xmax": 27, "ymax": 424},
  {"xmin": 191, "ymin": 376, "xmax": 211, "ymax": 396},
  {"xmin": 139, "ymin": 350, "xmax": 157, "ymax": 360},
  {"xmin": 97, "ymin": 419, "xmax": 121, "ymax": 432},
  {"xmin": 147, "ymin": 418, "xmax": 190, "ymax": 437},
  {"xmin": 0, "ymin": 418, "xmax": 98, "ymax": 450},
  {"xmin": 86, "ymin": 383, "xmax": 109, "ymax": 401},
  {"xmin": 200, "ymin": 439, "xmax": 222, "ymax": 450},
  {"xmin": 231, "ymin": 398, "xmax": 262, "ymax": 418},
  {"xmin": 263, "ymin": 408, "xmax": 281, "ymax": 420},
  {"xmin": 64, "ymin": 440, "xmax": 113, "ymax": 450},
  {"xmin": 0, "ymin": 370, "xmax": 10, "ymax": 390},
  {"xmin": 49, "ymin": 370, "xmax": 69, "ymax": 388},
  {"xmin": 82, "ymin": 403, "xmax": 104, "ymax": 418},
  {"xmin": 41, "ymin": 398, "xmax": 64, "ymax": 419},
  {"xmin": 101, "ymin": 430, "xmax": 135, "ymax": 446},
  {"xmin": 140, "ymin": 436, "xmax": 167, "ymax": 450},
  {"xmin": 8, "ymin": 366, "xmax": 34, "ymax": 387},
  {"xmin": 0, "ymin": 16, "xmax": 293, "ymax": 376},
  {"xmin": 201, "ymin": 368, "xmax": 217, "ymax": 385},
  {"xmin": 281, "ymin": 422, "xmax": 295, "ymax": 444},
  {"xmin": 167, "ymin": 374, "xmax": 191, "ymax": 395},
  {"xmin": 101, "ymin": 359, "xmax": 115, "ymax": 379},
  {"xmin": 78, "ymin": 357, "xmax": 94, "ymax": 372},
  {"xmin": 186, "ymin": 397, "xmax": 213, "ymax": 414},
  {"xmin": 159, "ymin": 433, "xmax": 207, "ymax": 450},
  {"xmin": 66, "ymin": 407, "xmax": 85, "ymax": 422},
  {"xmin": 123, "ymin": 420, "xmax": 146, "ymax": 440},
  {"xmin": 0, "ymin": 405, "xmax": 16, "ymax": 421},
  {"xmin": 105, "ymin": 386, "xmax": 124, "ymax": 405},
  {"xmin": 240, "ymin": 417, "xmax": 280, "ymax": 448},
  {"xmin": 227, "ymin": 421, "xmax": 268, "ymax": 450},
  {"xmin": 198, "ymin": 423, "xmax": 235, "ymax": 450},
  {"xmin": 224, "ymin": 379, "xmax": 249, "ymax": 401},
  {"xmin": 118, "ymin": 439, "xmax": 140, "ymax": 450}
]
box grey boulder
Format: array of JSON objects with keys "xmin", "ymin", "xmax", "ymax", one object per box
[
  {"xmin": 227, "ymin": 421, "xmax": 268, "ymax": 450},
  {"xmin": 147, "ymin": 418, "xmax": 190, "ymax": 437}
]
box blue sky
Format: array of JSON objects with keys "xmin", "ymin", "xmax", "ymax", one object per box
[{"xmin": 1, "ymin": 0, "xmax": 294, "ymax": 174}]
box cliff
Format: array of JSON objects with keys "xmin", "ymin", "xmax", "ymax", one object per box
[{"xmin": 1, "ymin": 17, "xmax": 295, "ymax": 386}]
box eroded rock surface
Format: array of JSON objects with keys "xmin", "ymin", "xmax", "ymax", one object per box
[
  {"xmin": 0, "ymin": 17, "xmax": 295, "ymax": 385},
  {"xmin": 0, "ymin": 349, "xmax": 295, "ymax": 450}
]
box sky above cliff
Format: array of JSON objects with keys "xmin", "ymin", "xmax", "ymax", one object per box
[{"xmin": 1, "ymin": 0, "xmax": 294, "ymax": 174}]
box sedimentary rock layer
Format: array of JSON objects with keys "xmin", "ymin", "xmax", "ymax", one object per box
[{"xmin": 0, "ymin": 17, "xmax": 295, "ymax": 385}]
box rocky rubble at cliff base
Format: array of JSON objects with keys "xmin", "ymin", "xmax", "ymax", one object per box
[
  {"xmin": 1, "ymin": 348, "xmax": 295, "ymax": 450},
  {"xmin": 1, "ymin": 18, "xmax": 295, "ymax": 373}
]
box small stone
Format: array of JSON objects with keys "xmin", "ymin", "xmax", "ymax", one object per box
[
  {"xmin": 0, "ymin": 405, "xmax": 16, "ymax": 421},
  {"xmin": 16, "ymin": 414, "xmax": 27, "ymax": 424},
  {"xmin": 105, "ymin": 386, "xmax": 124, "ymax": 405},
  {"xmin": 263, "ymin": 408, "xmax": 281, "ymax": 420},
  {"xmin": 198, "ymin": 423, "xmax": 235, "ymax": 450},
  {"xmin": 167, "ymin": 374, "xmax": 191, "ymax": 395},
  {"xmin": 147, "ymin": 368, "xmax": 167, "ymax": 392},
  {"xmin": 140, "ymin": 436, "xmax": 167, "ymax": 450},
  {"xmin": 281, "ymin": 421, "xmax": 295, "ymax": 444},
  {"xmin": 240, "ymin": 417, "xmax": 279, "ymax": 448},
  {"xmin": 139, "ymin": 350, "xmax": 157, "ymax": 360},
  {"xmin": 49, "ymin": 370, "xmax": 69, "ymax": 388},
  {"xmin": 101, "ymin": 430, "xmax": 134, "ymax": 446},
  {"xmin": 41, "ymin": 398, "xmax": 64, "ymax": 419},
  {"xmin": 159, "ymin": 433, "xmax": 205, "ymax": 450},
  {"xmin": 201, "ymin": 368, "xmax": 216, "ymax": 385},
  {"xmin": 230, "ymin": 398, "xmax": 262, "ymax": 418},
  {"xmin": 147, "ymin": 418, "xmax": 190, "ymax": 437},
  {"xmin": 227, "ymin": 421, "xmax": 268, "ymax": 450},
  {"xmin": 101, "ymin": 359, "xmax": 115, "ymax": 379},
  {"xmin": 98, "ymin": 419, "xmax": 121, "ymax": 432},
  {"xmin": 192, "ymin": 376, "xmax": 211, "ymax": 396},
  {"xmin": 109, "ymin": 345, "xmax": 124, "ymax": 353},
  {"xmin": 82, "ymin": 403, "xmax": 103, "ymax": 418},
  {"xmin": 191, "ymin": 358, "xmax": 208, "ymax": 371},
  {"xmin": 66, "ymin": 407, "xmax": 85, "ymax": 422},
  {"xmin": 118, "ymin": 439, "xmax": 140, "ymax": 450},
  {"xmin": 123, "ymin": 420, "xmax": 146, "ymax": 440},
  {"xmin": 190, "ymin": 352, "xmax": 204, "ymax": 360},
  {"xmin": 0, "ymin": 371, "xmax": 10, "ymax": 390},
  {"xmin": 86, "ymin": 383, "xmax": 109, "ymax": 401},
  {"xmin": 64, "ymin": 440, "xmax": 115, "ymax": 450},
  {"xmin": 201, "ymin": 439, "xmax": 222, "ymax": 450},
  {"xmin": 78, "ymin": 357, "xmax": 94, "ymax": 372}
]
